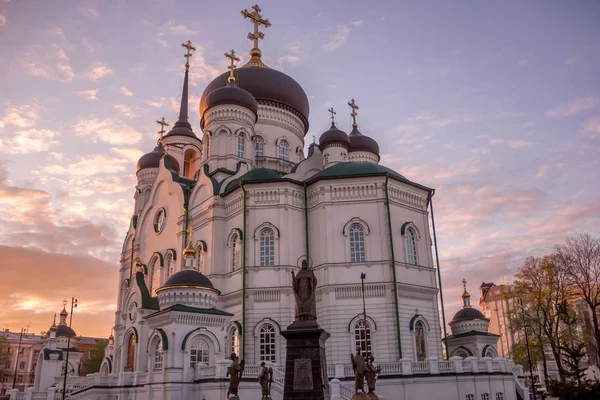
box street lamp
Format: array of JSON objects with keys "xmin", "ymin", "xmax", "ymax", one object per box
[
  {"xmin": 518, "ymin": 298, "xmax": 537, "ymax": 400},
  {"xmin": 11, "ymin": 327, "xmax": 27, "ymax": 389},
  {"xmin": 360, "ymin": 273, "xmax": 368, "ymax": 357},
  {"xmin": 62, "ymin": 297, "xmax": 77, "ymax": 400}
]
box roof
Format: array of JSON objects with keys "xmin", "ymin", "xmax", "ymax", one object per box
[
  {"xmin": 307, "ymin": 162, "xmax": 407, "ymax": 183},
  {"xmin": 319, "ymin": 124, "xmax": 350, "ymax": 149},
  {"xmin": 162, "ymin": 269, "xmax": 215, "ymax": 290},
  {"xmin": 200, "ymin": 66, "xmax": 310, "ymax": 133},
  {"xmin": 349, "ymin": 127, "xmax": 380, "ymax": 155},
  {"xmin": 202, "ymin": 82, "xmax": 258, "ymax": 123},
  {"xmin": 444, "ymin": 330, "xmax": 500, "ymax": 339},
  {"xmin": 450, "ymin": 307, "xmax": 487, "ymax": 323},
  {"xmin": 224, "ymin": 168, "xmax": 285, "ymax": 193},
  {"xmin": 55, "ymin": 324, "xmax": 76, "ymax": 338},
  {"xmin": 147, "ymin": 304, "xmax": 234, "ymax": 318}
]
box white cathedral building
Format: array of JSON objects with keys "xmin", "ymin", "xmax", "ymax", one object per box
[{"xmin": 26, "ymin": 6, "xmax": 528, "ymax": 400}]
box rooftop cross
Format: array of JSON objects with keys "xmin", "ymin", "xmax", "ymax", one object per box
[
  {"xmin": 348, "ymin": 98, "xmax": 359, "ymax": 128},
  {"xmin": 328, "ymin": 107, "xmax": 337, "ymax": 125},
  {"xmin": 225, "ymin": 49, "xmax": 241, "ymax": 83},
  {"xmin": 181, "ymin": 40, "xmax": 196, "ymax": 71},
  {"xmin": 241, "ymin": 4, "xmax": 271, "ymax": 56},
  {"xmin": 462, "ymin": 278, "xmax": 467, "ymax": 292},
  {"xmin": 156, "ymin": 117, "xmax": 169, "ymax": 143},
  {"xmin": 186, "ymin": 226, "xmax": 194, "ymax": 248}
]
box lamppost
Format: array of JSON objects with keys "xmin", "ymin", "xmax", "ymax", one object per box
[
  {"xmin": 11, "ymin": 327, "xmax": 27, "ymax": 389},
  {"xmin": 518, "ymin": 298, "xmax": 537, "ymax": 400},
  {"xmin": 360, "ymin": 273, "xmax": 368, "ymax": 357},
  {"xmin": 61, "ymin": 297, "xmax": 77, "ymax": 400}
]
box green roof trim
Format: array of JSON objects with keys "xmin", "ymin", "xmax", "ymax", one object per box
[
  {"xmin": 223, "ymin": 168, "xmax": 285, "ymax": 194},
  {"xmin": 131, "ymin": 327, "xmax": 139, "ymax": 343},
  {"xmin": 409, "ymin": 315, "xmax": 430, "ymax": 331},
  {"xmin": 198, "ymin": 240, "xmax": 208, "ymax": 252},
  {"xmin": 401, "ymin": 222, "xmax": 414, "ymax": 236},
  {"xmin": 156, "ymin": 328, "xmax": 168, "ymax": 351},
  {"xmin": 152, "ymin": 252, "xmax": 164, "ymax": 267},
  {"xmin": 203, "ymin": 164, "xmax": 220, "ymax": 195},
  {"xmin": 233, "ymin": 320, "xmax": 243, "ymax": 336},
  {"xmin": 166, "ymin": 248, "xmax": 177, "ymax": 261},
  {"xmin": 135, "ymin": 271, "xmax": 159, "ymax": 310},
  {"xmin": 234, "ymin": 227, "xmax": 244, "ymax": 241}
]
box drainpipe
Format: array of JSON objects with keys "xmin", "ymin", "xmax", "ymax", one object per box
[
  {"xmin": 303, "ymin": 182, "xmax": 309, "ymax": 259},
  {"xmin": 429, "ymin": 191, "xmax": 449, "ymax": 358},
  {"xmin": 241, "ymin": 181, "xmax": 247, "ymax": 360},
  {"xmin": 384, "ymin": 174, "xmax": 402, "ymax": 359}
]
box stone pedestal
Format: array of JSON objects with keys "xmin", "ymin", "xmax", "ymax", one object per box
[{"xmin": 281, "ymin": 321, "xmax": 330, "ymax": 400}]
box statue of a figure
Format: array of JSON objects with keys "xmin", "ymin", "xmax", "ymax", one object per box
[
  {"xmin": 291, "ymin": 260, "xmax": 317, "ymax": 322},
  {"xmin": 350, "ymin": 348, "xmax": 367, "ymax": 393},
  {"xmin": 365, "ymin": 355, "xmax": 381, "ymax": 394},
  {"xmin": 226, "ymin": 352, "xmax": 245, "ymax": 399},
  {"xmin": 258, "ymin": 361, "xmax": 273, "ymax": 399}
]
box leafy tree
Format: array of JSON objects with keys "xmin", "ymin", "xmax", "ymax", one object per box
[
  {"xmin": 85, "ymin": 340, "xmax": 107, "ymax": 374},
  {"xmin": 510, "ymin": 337, "xmax": 544, "ymax": 373}
]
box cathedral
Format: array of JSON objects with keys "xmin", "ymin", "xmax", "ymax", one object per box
[{"xmin": 27, "ymin": 5, "xmax": 524, "ymax": 400}]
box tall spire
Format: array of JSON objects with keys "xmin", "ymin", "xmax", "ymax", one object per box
[
  {"xmin": 462, "ymin": 278, "xmax": 471, "ymax": 308},
  {"xmin": 241, "ymin": 4, "xmax": 271, "ymax": 68},
  {"xmin": 165, "ymin": 40, "xmax": 197, "ymax": 139}
]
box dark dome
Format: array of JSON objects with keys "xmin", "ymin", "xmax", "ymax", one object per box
[
  {"xmin": 137, "ymin": 143, "xmax": 180, "ymax": 172},
  {"xmin": 55, "ymin": 324, "xmax": 76, "ymax": 338},
  {"xmin": 164, "ymin": 123, "xmax": 196, "ymax": 139},
  {"xmin": 349, "ymin": 127, "xmax": 380, "ymax": 156},
  {"xmin": 200, "ymin": 67, "xmax": 310, "ymax": 133},
  {"xmin": 202, "ymin": 82, "xmax": 258, "ymax": 123},
  {"xmin": 319, "ymin": 124, "xmax": 350, "ymax": 150},
  {"xmin": 451, "ymin": 307, "xmax": 487, "ymax": 323},
  {"xmin": 163, "ymin": 269, "xmax": 214, "ymax": 289}
]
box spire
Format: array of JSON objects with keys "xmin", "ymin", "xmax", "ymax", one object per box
[
  {"xmin": 49, "ymin": 313, "xmax": 57, "ymax": 332},
  {"xmin": 241, "ymin": 4, "xmax": 271, "ymax": 68},
  {"xmin": 165, "ymin": 41, "xmax": 197, "ymax": 139},
  {"xmin": 59, "ymin": 300, "xmax": 68, "ymax": 325},
  {"xmin": 348, "ymin": 98, "xmax": 359, "ymax": 128},
  {"xmin": 462, "ymin": 278, "xmax": 471, "ymax": 308}
]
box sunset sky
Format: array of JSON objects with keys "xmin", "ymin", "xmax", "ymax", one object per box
[{"xmin": 1, "ymin": 0, "xmax": 599, "ymax": 338}]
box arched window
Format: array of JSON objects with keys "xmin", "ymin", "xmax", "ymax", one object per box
[
  {"xmin": 259, "ymin": 228, "xmax": 275, "ymax": 266},
  {"xmin": 231, "ymin": 233, "xmax": 240, "ymax": 271},
  {"xmin": 406, "ymin": 228, "xmax": 417, "ymax": 265},
  {"xmin": 278, "ymin": 140, "xmax": 289, "ymax": 161},
  {"xmin": 349, "ymin": 223, "xmax": 365, "ymax": 262},
  {"xmin": 354, "ymin": 320, "xmax": 372, "ymax": 355},
  {"xmin": 183, "ymin": 149, "xmax": 197, "ymax": 178},
  {"xmin": 166, "ymin": 253, "xmax": 174, "ymax": 277},
  {"xmin": 495, "ymin": 394, "xmax": 504, "ymax": 400},
  {"xmin": 237, "ymin": 134, "xmax": 245, "ymax": 158},
  {"xmin": 481, "ymin": 394, "xmax": 489, "ymax": 400},
  {"xmin": 126, "ymin": 334, "xmax": 136, "ymax": 371},
  {"xmin": 196, "ymin": 246, "xmax": 204, "ymax": 274},
  {"xmin": 259, "ymin": 324, "xmax": 276, "ymax": 362},
  {"xmin": 190, "ymin": 337, "xmax": 209, "ymax": 367},
  {"xmin": 228, "ymin": 326, "xmax": 240, "ymax": 356},
  {"xmin": 415, "ymin": 320, "xmax": 427, "ymax": 361},
  {"xmin": 150, "ymin": 258, "xmax": 161, "ymax": 296},
  {"xmin": 153, "ymin": 340, "xmax": 163, "ymax": 371},
  {"xmin": 255, "ymin": 136, "xmax": 264, "ymax": 158},
  {"xmin": 466, "ymin": 395, "xmax": 475, "ymax": 400}
]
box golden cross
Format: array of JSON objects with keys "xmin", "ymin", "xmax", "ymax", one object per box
[
  {"xmin": 328, "ymin": 107, "xmax": 336, "ymax": 125},
  {"xmin": 156, "ymin": 117, "xmax": 169, "ymax": 142},
  {"xmin": 348, "ymin": 98, "xmax": 359, "ymax": 128},
  {"xmin": 181, "ymin": 40, "xmax": 196, "ymax": 70},
  {"xmin": 225, "ymin": 49, "xmax": 241, "ymax": 83},
  {"xmin": 62, "ymin": 299, "xmax": 67, "ymax": 308},
  {"xmin": 186, "ymin": 226, "xmax": 194, "ymax": 247},
  {"xmin": 462, "ymin": 278, "xmax": 467, "ymax": 291},
  {"xmin": 241, "ymin": 4, "xmax": 271, "ymax": 50}
]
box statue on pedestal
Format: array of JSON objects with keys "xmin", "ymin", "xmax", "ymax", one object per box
[
  {"xmin": 258, "ymin": 361, "xmax": 273, "ymax": 399},
  {"xmin": 350, "ymin": 348, "xmax": 367, "ymax": 393},
  {"xmin": 291, "ymin": 259, "xmax": 317, "ymax": 322},
  {"xmin": 226, "ymin": 352, "xmax": 244, "ymax": 399},
  {"xmin": 365, "ymin": 354, "xmax": 381, "ymax": 395}
]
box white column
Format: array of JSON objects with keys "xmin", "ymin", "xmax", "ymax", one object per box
[{"xmin": 329, "ymin": 378, "xmax": 341, "ymax": 400}]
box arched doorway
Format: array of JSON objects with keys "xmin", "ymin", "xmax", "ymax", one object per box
[{"xmin": 126, "ymin": 334, "xmax": 136, "ymax": 371}]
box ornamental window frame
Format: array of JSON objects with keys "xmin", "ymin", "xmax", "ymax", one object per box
[
  {"xmin": 152, "ymin": 338, "xmax": 163, "ymax": 371},
  {"xmin": 237, "ymin": 133, "xmax": 245, "ymax": 158},
  {"xmin": 226, "ymin": 324, "xmax": 241, "ymax": 357},
  {"xmin": 401, "ymin": 222, "xmax": 421, "ymax": 266},
  {"xmin": 343, "ymin": 218, "xmax": 370, "ymax": 263},
  {"xmin": 278, "ymin": 139, "xmax": 290, "ymax": 161},
  {"xmin": 348, "ymin": 223, "xmax": 366, "ymax": 263},
  {"xmin": 253, "ymin": 318, "xmax": 281, "ymax": 364},
  {"xmin": 189, "ymin": 336, "xmax": 211, "ymax": 367},
  {"xmin": 259, "ymin": 228, "xmax": 275, "ymax": 266},
  {"xmin": 255, "ymin": 135, "xmax": 264, "ymax": 158},
  {"xmin": 352, "ymin": 319, "xmax": 373, "ymax": 356},
  {"xmin": 411, "ymin": 317, "xmax": 429, "ymax": 361},
  {"xmin": 254, "ymin": 223, "xmax": 280, "ymax": 267},
  {"xmin": 227, "ymin": 230, "xmax": 242, "ymax": 272}
]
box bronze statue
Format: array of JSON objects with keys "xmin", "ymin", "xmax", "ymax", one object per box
[
  {"xmin": 291, "ymin": 259, "xmax": 317, "ymax": 322},
  {"xmin": 258, "ymin": 361, "xmax": 273, "ymax": 399},
  {"xmin": 365, "ymin": 354, "xmax": 381, "ymax": 394},
  {"xmin": 350, "ymin": 348, "xmax": 367, "ymax": 393},
  {"xmin": 226, "ymin": 352, "xmax": 245, "ymax": 399}
]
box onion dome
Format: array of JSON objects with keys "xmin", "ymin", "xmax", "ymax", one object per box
[
  {"xmin": 451, "ymin": 307, "xmax": 487, "ymax": 323},
  {"xmin": 349, "ymin": 127, "xmax": 380, "ymax": 156},
  {"xmin": 200, "ymin": 67, "xmax": 309, "ymax": 133},
  {"xmin": 163, "ymin": 269, "xmax": 214, "ymax": 289},
  {"xmin": 55, "ymin": 324, "xmax": 77, "ymax": 338},
  {"xmin": 136, "ymin": 143, "xmax": 180, "ymax": 172},
  {"xmin": 202, "ymin": 81, "xmax": 258, "ymax": 124},
  {"xmin": 449, "ymin": 279, "xmax": 489, "ymax": 335},
  {"xmin": 319, "ymin": 123, "xmax": 350, "ymax": 150}
]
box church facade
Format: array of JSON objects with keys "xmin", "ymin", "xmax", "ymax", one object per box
[{"xmin": 28, "ymin": 5, "xmax": 525, "ymax": 400}]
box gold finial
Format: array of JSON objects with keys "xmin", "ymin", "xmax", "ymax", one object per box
[
  {"xmin": 156, "ymin": 117, "xmax": 169, "ymax": 144},
  {"xmin": 186, "ymin": 226, "xmax": 194, "ymax": 248},
  {"xmin": 62, "ymin": 299, "xmax": 67, "ymax": 308},
  {"xmin": 328, "ymin": 107, "xmax": 336, "ymax": 125},
  {"xmin": 183, "ymin": 226, "xmax": 197, "ymax": 258},
  {"xmin": 241, "ymin": 4, "xmax": 271, "ymax": 66},
  {"xmin": 225, "ymin": 49, "xmax": 241, "ymax": 83},
  {"xmin": 348, "ymin": 98, "xmax": 359, "ymax": 128},
  {"xmin": 181, "ymin": 40, "xmax": 196, "ymax": 71}
]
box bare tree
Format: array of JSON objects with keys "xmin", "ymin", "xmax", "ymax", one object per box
[{"xmin": 555, "ymin": 234, "xmax": 600, "ymax": 366}]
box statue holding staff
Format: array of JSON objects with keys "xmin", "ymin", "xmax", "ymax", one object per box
[{"xmin": 291, "ymin": 259, "xmax": 318, "ymax": 322}]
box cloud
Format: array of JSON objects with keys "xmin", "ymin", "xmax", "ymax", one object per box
[
  {"xmin": 86, "ymin": 63, "xmax": 114, "ymax": 81},
  {"xmin": 0, "ymin": 13, "xmax": 6, "ymax": 26},
  {"xmin": 351, "ymin": 20, "xmax": 363, "ymax": 26},
  {"xmin": 23, "ymin": 44, "xmax": 74, "ymax": 82},
  {"xmin": 187, "ymin": 46, "xmax": 221, "ymax": 87},
  {"xmin": 546, "ymin": 96, "xmax": 600, "ymax": 118},
  {"xmin": 73, "ymin": 118, "xmax": 142, "ymax": 145},
  {"xmin": 0, "ymin": 129, "xmax": 59, "ymax": 154},
  {"xmin": 111, "ymin": 148, "xmax": 143, "ymax": 164},
  {"xmin": 53, "ymin": 27, "xmax": 64, "ymax": 37},
  {"xmin": 156, "ymin": 21, "xmax": 199, "ymax": 47},
  {"xmin": 583, "ymin": 117, "xmax": 600, "ymax": 138},
  {"xmin": 119, "ymin": 86, "xmax": 134, "ymax": 97},
  {"xmin": 37, "ymin": 154, "xmax": 129, "ymax": 176},
  {"xmin": 147, "ymin": 97, "xmax": 167, "ymax": 108},
  {"xmin": 82, "ymin": 8, "xmax": 101, "ymax": 17},
  {"xmin": 113, "ymin": 104, "xmax": 138, "ymax": 117},
  {"xmin": 74, "ymin": 88, "xmax": 99, "ymax": 100},
  {"xmin": 491, "ymin": 139, "xmax": 535, "ymax": 149},
  {"xmin": 1, "ymin": 100, "xmax": 42, "ymax": 128},
  {"xmin": 81, "ymin": 37, "xmax": 94, "ymax": 53},
  {"xmin": 322, "ymin": 24, "xmax": 352, "ymax": 51}
]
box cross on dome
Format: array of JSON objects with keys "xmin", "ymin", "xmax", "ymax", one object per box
[
  {"xmin": 155, "ymin": 117, "xmax": 169, "ymax": 143},
  {"xmin": 462, "ymin": 278, "xmax": 471, "ymax": 307},
  {"xmin": 241, "ymin": 4, "xmax": 271, "ymax": 66},
  {"xmin": 328, "ymin": 107, "xmax": 337, "ymax": 125},
  {"xmin": 225, "ymin": 49, "xmax": 241, "ymax": 83},
  {"xmin": 348, "ymin": 98, "xmax": 359, "ymax": 128},
  {"xmin": 181, "ymin": 40, "xmax": 196, "ymax": 71},
  {"xmin": 186, "ymin": 226, "xmax": 195, "ymax": 248}
]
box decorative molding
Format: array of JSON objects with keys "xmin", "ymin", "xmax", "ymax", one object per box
[
  {"xmin": 253, "ymin": 317, "xmax": 281, "ymax": 337},
  {"xmin": 257, "ymin": 101, "xmax": 305, "ymax": 139},
  {"xmin": 401, "ymin": 221, "xmax": 422, "ymax": 238},
  {"xmin": 334, "ymin": 284, "xmax": 385, "ymax": 299},
  {"xmin": 204, "ymin": 105, "xmax": 257, "ymax": 128},
  {"xmin": 253, "ymin": 222, "xmax": 280, "ymax": 240},
  {"xmin": 409, "ymin": 314, "xmax": 431, "ymax": 331},
  {"xmin": 347, "ymin": 314, "xmax": 378, "ymax": 332},
  {"xmin": 342, "ymin": 217, "xmax": 371, "ymax": 236},
  {"xmin": 252, "ymin": 289, "xmax": 281, "ymax": 303}
]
